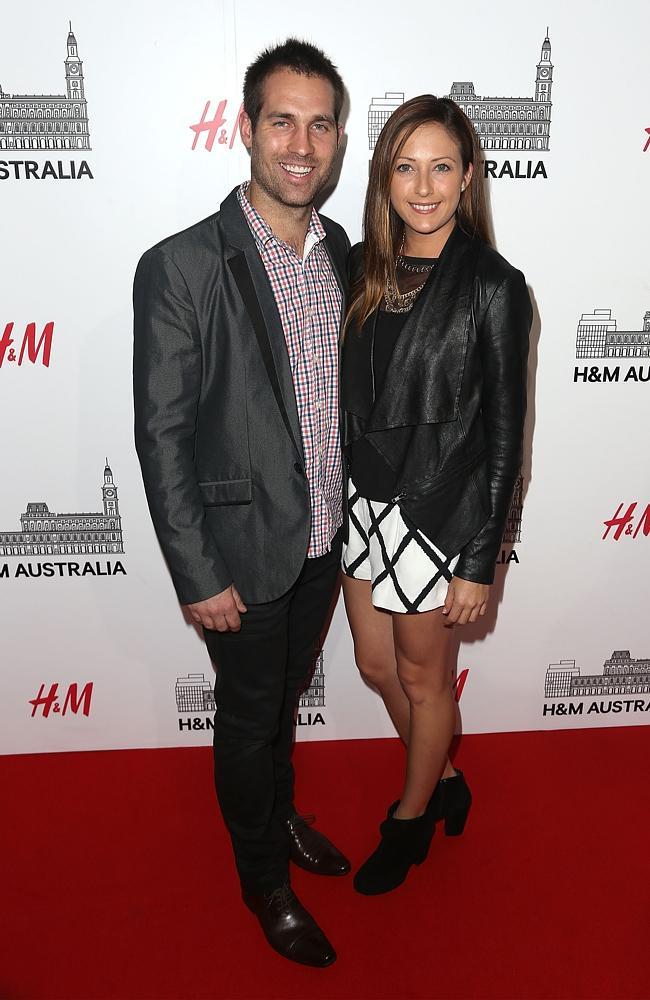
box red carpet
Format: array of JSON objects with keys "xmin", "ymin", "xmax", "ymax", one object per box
[{"xmin": 2, "ymin": 728, "xmax": 649, "ymax": 1000}]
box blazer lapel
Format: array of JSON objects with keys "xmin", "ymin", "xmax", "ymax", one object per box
[
  {"xmin": 323, "ymin": 239, "xmax": 346, "ymax": 305},
  {"xmin": 321, "ymin": 223, "xmax": 348, "ymax": 339},
  {"xmin": 227, "ymin": 248, "xmax": 303, "ymax": 461},
  {"xmin": 367, "ymin": 226, "xmax": 481, "ymax": 430},
  {"xmin": 220, "ymin": 188, "xmax": 303, "ymax": 461}
]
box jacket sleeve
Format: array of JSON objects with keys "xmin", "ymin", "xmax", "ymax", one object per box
[
  {"xmin": 133, "ymin": 247, "xmax": 232, "ymax": 604},
  {"xmin": 454, "ymin": 269, "xmax": 532, "ymax": 584}
]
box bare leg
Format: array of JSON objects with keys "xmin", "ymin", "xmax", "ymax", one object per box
[
  {"xmin": 342, "ymin": 575, "xmax": 410, "ymax": 742},
  {"xmin": 342, "ymin": 575, "xmax": 456, "ymax": 783},
  {"xmin": 392, "ymin": 608, "xmax": 457, "ymax": 819}
]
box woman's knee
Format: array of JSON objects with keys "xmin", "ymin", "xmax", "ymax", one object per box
[
  {"xmin": 355, "ymin": 650, "xmax": 396, "ymax": 688},
  {"xmin": 396, "ymin": 658, "xmax": 452, "ymax": 704}
]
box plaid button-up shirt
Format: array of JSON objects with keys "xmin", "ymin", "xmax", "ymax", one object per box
[{"xmin": 238, "ymin": 182, "xmax": 343, "ymax": 557}]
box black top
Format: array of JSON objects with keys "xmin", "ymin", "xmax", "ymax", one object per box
[{"xmin": 348, "ymin": 256, "xmax": 437, "ymax": 501}]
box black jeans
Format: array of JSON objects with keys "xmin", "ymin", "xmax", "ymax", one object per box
[{"xmin": 204, "ymin": 531, "xmax": 342, "ymax": 895}]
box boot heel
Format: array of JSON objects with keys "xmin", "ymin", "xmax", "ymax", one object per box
[{"xmin": 444, "ymin": 806, "xmax": 469, "ymax": 837}]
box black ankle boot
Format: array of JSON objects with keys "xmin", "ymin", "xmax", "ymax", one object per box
[
  {"xmin": 353, "ymin": 802, "xmax": 436, "ymax": 895},
  {"xmin": 427, "ymin": 770, "xmax": 472, "ymax": 836}
]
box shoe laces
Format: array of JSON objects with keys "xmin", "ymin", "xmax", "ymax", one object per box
[{"xmin": 266, "ymin": 883, "xmax": 295, "ymax": 910}]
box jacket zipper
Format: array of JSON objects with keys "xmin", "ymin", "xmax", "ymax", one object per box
[{"xmin": 392, "ymin": 450, "xmax": 485, "ymax": 504}]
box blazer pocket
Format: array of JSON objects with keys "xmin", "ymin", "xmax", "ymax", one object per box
[{"xmin": 198, "ymin": 479, "xmax": 252, "ymax": 506}]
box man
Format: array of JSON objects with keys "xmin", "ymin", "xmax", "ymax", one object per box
[{"xmin": 133, "ymin": 40, "xmax": 350, "ymax": 968}]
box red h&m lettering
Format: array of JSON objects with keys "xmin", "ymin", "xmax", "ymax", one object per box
[
  {"xmin": 62, "ymin": 682, "xmax": 93, "ymax": 717},
  {"xmin": 602, "ymin": 502, "xmax": 637, "ymax": 540},
  {"xmin": 19, "ymin": 322, "xmax": 54, "ymax": 367},
  {"xmin": 0, "ymin": 323, "xmax": 14, "ymax": 365},
  {"xmin": 190, "ymin": 99, "xmax": 228, "ymax": 152},
  {"xmin": 29, "ymin": 682, "xmax": 93, "ymax": 718},
  {"xmin": 632, "ymin": 504, "xmax": 650, "ymax": 538},
  {"xmin": 0, "ymin": 322, "xmax": 54, "ymax": 367},
  {"xmin": 29, "ymin": 683, "xmax": 60, "ymax": 717}
]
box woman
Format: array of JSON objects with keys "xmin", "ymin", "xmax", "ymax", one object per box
[{"xmin": 341, "ymin": 95, "xmax": 532, "ymax": 895}]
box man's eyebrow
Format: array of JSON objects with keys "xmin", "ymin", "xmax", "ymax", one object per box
[{"xmin": 265, "ymin": 111, "xmax": 337, "ymax": 125}]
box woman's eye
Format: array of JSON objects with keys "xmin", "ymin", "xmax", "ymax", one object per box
[
  {"xmin": 434, "ymin": 163, "xmax": 451, "ymax": 172},
  {"xmin": 396, "ymin": 163, "xmax": 411, "ymax": 172}
]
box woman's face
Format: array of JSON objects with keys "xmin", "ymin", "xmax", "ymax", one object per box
[{"xmin": 389, "ymin": 122, "xmax": 473, "ymax": 255}]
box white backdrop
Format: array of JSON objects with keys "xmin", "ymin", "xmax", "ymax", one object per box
[{"xmin": 2, "ymin": 0, "xmax": 649, "ymax": 755}]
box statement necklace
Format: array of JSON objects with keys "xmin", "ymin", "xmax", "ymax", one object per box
[
  {"xmin": 384, "ymin": 273, "xmax": 428, "ymax": 313},
  {"xmin": 384, "ymin": 236, "xmax": 435, "ymax": 313}
]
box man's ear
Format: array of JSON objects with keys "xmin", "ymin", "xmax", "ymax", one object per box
[
  {"xmin": 240, "ymin": 112, "xmax": 253, "ymax": 150},
  {"xmin": 336, "ymin": 123, "xmax": 344, "ymax": 147}
]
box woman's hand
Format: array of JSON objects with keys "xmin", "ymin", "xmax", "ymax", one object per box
[{"xmin": 442, "ymin": 576, "xmax": 490, "ymax": 625}]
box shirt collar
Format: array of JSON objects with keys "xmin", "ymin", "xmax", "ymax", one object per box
[{"xmin": 238, "ymin": 181, "xmax": 326, "ymax": 257}]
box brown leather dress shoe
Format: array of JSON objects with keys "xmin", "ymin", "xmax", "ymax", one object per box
[
  {"xmin": 286, "ymin": 813, "xmax": 351, "ymax": 876},
  {"xmin": 242, "ymin": 882, "xmax": 336, "ymax": 967}
]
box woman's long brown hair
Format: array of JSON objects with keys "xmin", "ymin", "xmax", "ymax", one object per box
[{"xmin": 346, "ymin": 95, "xmax": 493, "ymax": 333}]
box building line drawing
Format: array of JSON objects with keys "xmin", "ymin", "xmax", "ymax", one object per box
[
  {"xmin": 175, "ymin": 673, "xmax": 216, "ymax": 714},
  {"xmin": 299, "ymin": 651, "xmax": 325, "ymax": 708},
  {"xmin": 368, "ymin": 32, "xmax": 552, "ymax": 153},
  {"xmin": 368, "ymin": 92, "xmax": 405, "ymax": 151},
  {"xmin": 576, "ymin": 309, "xmax": 650, "ymax": 359},
  {"xmin": 503, "ymin": 474, "xmax": 524, "ymax": 544},
  {"xmin": 0, "ymin": 461, "xmax": 123, "ymax": 557},
  {"xmin": 445, "ymin": 32, "xmax": 552, "ymax": 151},
  {"xmin": 0, "ymin": 23, "xmax": 90, "ymax": 151},
  {"xmin": 545, "ymin": 650, "xmax": 650, "ymax": 699},
  {"xmin": 175, "ymin": 654, "xmax": 323, "ymax": 715}
]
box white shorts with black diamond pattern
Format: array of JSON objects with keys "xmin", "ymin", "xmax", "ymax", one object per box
[{"xmin": 342, "ymin": 478, "xmax": 459, "ymax": 614}]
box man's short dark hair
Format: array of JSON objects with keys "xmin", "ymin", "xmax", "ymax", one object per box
[{"xmin": 243, "ymin": 38, "xmax": 345, "ymax": 128}]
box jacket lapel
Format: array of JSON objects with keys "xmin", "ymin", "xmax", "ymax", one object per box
[
  {"xmin": 367, "ymin": 226, "xmax": 481, "ymax": 430},
  {"xmin": 228, "ymin": 248, "xmax": 304, "ymax": 461},
  {"xmin": 321, "ymin": 226, "xmax": 347, "ymax": 322},
  {"xmin": 220, "ymin": 188, "xmax": 303, "ymax": 461}
]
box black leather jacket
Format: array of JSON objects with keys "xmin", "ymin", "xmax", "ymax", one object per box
[{"xmin": 341, "ymin": 225, "xmax": 532, "ymax": 585}]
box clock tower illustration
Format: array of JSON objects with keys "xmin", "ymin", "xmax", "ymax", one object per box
[
  {"xmin": 444, "ymin": 30, "xmax": 553, "ymax": 151},
  {"xmin": 65, "ymin": 23, "xmax": 85, "ymax": 102},
  {"xmin": 535, "ymin": 30, "xmax": 554, "ymax": 104},
  {"xmin": 102, "ymin": 460, "xmax": 120, "ymax": 519},
  {"xmin": 0, "ymin": 22, "xmax": 91, "ymax": 151}
]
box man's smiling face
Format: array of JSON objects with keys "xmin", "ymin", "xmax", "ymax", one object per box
[{"xmin": 241, "ymin": 67, "xmax": 342, "ymax": 211}]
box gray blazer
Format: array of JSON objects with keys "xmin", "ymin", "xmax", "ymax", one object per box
[{"xmin": 133, "ymin": 187, "xmax": 349, "ymax": 605}]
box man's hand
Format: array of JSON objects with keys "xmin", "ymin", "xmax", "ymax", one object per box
[
  {"xmin": 442, "ymin": 576, "xmax": 490, "ymax": 625},
  {"xmin": 185, "ymin": 585, "xmax": 248, "ymax": 632}
]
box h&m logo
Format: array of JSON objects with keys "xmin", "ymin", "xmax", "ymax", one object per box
[
  {"xmin": 602, "ymin": 503, "xmax": 650, "ymax": 541},
  {"xmin": 29, "ymin": 681, "xmax": 93, "ymax": 718},
  {"xmin": 190, "ymin": 99, "xmax": 243, "ymax": 152},
  {"xmin": 0, "ymin": 322, "xmax": 54, "ymax": 368}
]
